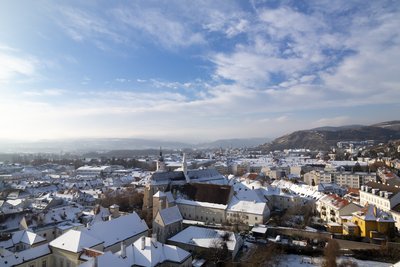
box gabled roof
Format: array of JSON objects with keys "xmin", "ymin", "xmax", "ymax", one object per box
[
  {"xmin": 168, "ymin": 226, "xmax": 240, "ymax": 252},
  {"xmin": 0, "ymin": 243, "xmax": 51, "ymax": 267},
  {"xmin": 12, "ymin": 230, "xmax": 46, "ymax": 246},
  {"xmin": 81, "ymin": 213, "xmax": 148, "ymax": 248},
  {"xmin": 227, "ymin": 197, "xmax": 268, "ymax": 215},
  {"xmin": 179, "ymin": 183, "xmax": 232, "ymax": 205},
  {"xmin": 318, "ymin": 194, "xmax": 349, "ymax": 210},
  {"xmin": 79, "ymin": 251, "xmax": 130, "ymax": 267},
  {"xmin": 158, "ymin": 206, "xmax": 182, "ymax": 225},
  {"xmin": 165, "ymin": 191, "xmax": 175, "ymax": 203},
  {"xmin": 119, "ymin": 237, "xmax": 191, "ymax": 267},
  {"xmin": 353, "ymin": 204, "xmax": 395, "ymax": 222},
  {"xmin": 365, "ymin": 181, "xmax": 400, "ymax": 196},
  {"xmin": 49, "ymin": 229, "xmax": 103, "ymax": 253}
]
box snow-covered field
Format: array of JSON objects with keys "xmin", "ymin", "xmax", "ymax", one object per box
[{"xmin": 277, "ymin": 254, "xmax": 392, "ymax": 267}]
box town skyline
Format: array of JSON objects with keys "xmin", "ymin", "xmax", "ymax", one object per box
[{"xmin": 1, "ymin": 1, "xmax": 399, "ymax": 142}]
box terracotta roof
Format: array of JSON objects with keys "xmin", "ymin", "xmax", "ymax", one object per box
[
  {"xmin": 321, "ymin": 194, "xmax": 349, "ymax": 209},
  {"xmin": 347, "ymin": 188, "xmax": 360, "ymax": 196},
  {"xmin": 242, "ymin": 173, "xmax": 259, "ymax": 180}
]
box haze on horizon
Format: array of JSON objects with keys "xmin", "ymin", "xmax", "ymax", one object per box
[{"xmin": 1, "ymin": 1, "xmax": 399, "ymax": 143}]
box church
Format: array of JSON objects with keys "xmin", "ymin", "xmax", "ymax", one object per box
[{"xmin": 143, "ymin": 150, "xmax": 228, "ymax": 216}]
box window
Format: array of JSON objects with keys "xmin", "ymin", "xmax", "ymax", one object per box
[
  {"xmin": 255, "ymin": 217, "xmax": 258, "ymax": 220},
  {"xmin": 42, "ymin": 260, "xmax": 47, "ymax": 267}
]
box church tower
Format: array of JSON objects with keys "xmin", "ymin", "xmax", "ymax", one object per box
[
  {"xmin": 182, "ymin": 153, "xmax": 190, "ymax": 183},
  {"xmin": 156, "ymin": 147, "xmax": 166, "ymax": 172}
]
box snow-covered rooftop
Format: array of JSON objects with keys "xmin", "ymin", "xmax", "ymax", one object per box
[
  {"xmin": 168, "ymin": 226, "xmax": 240, "ymax": 252},
  {"xmin": 49, "ymin": 230, "xmax": 103, "ymax": 253},
  {"xmin": 175, "ymin": 198, "xmax": 227, "ymax": 210},
  {"xmin": 81, "ymin": 212, "xmax": 148, "ymax": 248},
  {"xmin": 158, "ymin": 206, "xmax": 183, "ymax": 225},
  {"xmin": 117, "ymin": 237, "xmax": 191, "ymax": 267},
  {"xmin": 0, "ymin": 243, "xmax": 51, "ymax": 267}
]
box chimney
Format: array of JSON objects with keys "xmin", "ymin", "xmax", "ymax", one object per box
[
  {"xmin": 141, "ymin": 236, "xmax": 146, "ymax": 250},
  {"xmin": 120, "ymin": 242, "xmax": 126, "ymax": 258}
]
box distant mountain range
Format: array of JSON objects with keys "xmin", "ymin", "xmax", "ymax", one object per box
[
  {"xmin": 1, "ymin": 120, "xmax": 399, "ymax": 153},
  {"xmin": 258, "ymin": 120, "xmax": 400, "ymax": 152},
  {"xmin": 0, "ymin": 137, "xmax": 271, "ymax": 153},
  {"xmin": 197, "ymin": 138, "xmax": 271, "ymax": 149}
]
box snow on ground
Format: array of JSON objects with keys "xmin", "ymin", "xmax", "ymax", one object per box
[{"xmin": 277, "ymin": 254, "xmax": 392, "ymax": 267}]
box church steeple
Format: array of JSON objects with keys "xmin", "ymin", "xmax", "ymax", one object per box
[
  {"xmin": 182, "ymin": 153, "xmax": 190, "ymax": 183},
  {"xmin": 156, "ymin": 147, "xmax": 166, "ymax": 172},
  {"xmin": 159, "ymin": 147, "xmax": 164, "ymax": 161},
  {"xmin": 182, "ymin": 153, "xmax": 187, "ymax": 175}
]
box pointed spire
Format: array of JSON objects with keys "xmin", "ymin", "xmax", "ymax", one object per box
[{"xmin": 182, "ymin": 153, "xmax": 187, "ymax": 175}]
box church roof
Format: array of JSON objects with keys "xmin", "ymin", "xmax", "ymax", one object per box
[
  {"xmin": 179, "ymin": 183, "xmax": 232, "ymax": 205},
  {"xmin": 159, "ymin": 206, "xmax": 183, "ymax": 225}
]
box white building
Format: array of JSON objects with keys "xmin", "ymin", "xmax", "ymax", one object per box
[
  {"xmin": 316, "ymin": 194, "xmax": 362, "ymax": 224},
  {"xmin": 168, "ymin": 226, "xmax": 243, "ymax": 260},
  {"xmin": 80, "ymin": 236, "xmax": 192, "ymax": 267},
  {"xmin": 359, "ymin": 182, "xmax": 400, "ymax": 211},
  {"xmin": 304, "ymin": 170, "xmax": 376, "ymax": 188}
]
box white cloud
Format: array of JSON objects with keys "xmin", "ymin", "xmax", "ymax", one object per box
[
  {"xmin": 1, "ymin": 2, "xmax": 399, "ymax": 141},
  {"xmin": 22, "ymin": 89, "xmax": 66, "ymax": 96},
  {"xmin": 314, "ymin": 116, "xmax": 351, "ymax": 127},
  {"xmin": 55, "ymin": 6, "xmax": 126, "ymax": 49},
  {"xmin": 115, "ymin": 78, "xmax": 130, "ymax": 83},
  {"xmin": 112, "ymin": 7, "xmax": 205, "ymax": 49},
  {"xmin": 0, "ymin": 51, "xmax": 38, "ymax": 83}
]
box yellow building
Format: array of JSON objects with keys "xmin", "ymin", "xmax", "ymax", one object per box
[{"xmin": 349, "ymin": 204, "xmax": 395, "ymax": 239}]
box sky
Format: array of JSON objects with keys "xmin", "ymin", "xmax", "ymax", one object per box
[{"xmin": 0, "ymin": 0, "xmax": 399, "ymax": 142}]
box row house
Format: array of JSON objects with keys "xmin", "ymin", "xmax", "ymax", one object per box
[
  {"xmin": 316, "ymin": 194, "xmax": 362, "ymax": 225},
  {"xmin": 359, "ymin": 181, "xmax": 400, "ymax": 231},
  {"xmin": 359, "ymin": 182, "xmax": 400, "ymax": 211},
  {"xmin": 304, "ymin": 170, "xmax": 376, "ymax": 188}
]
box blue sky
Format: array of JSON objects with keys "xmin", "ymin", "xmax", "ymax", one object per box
[{"xmin": 0, "ymin": 0, "xmax": 399, "ymax": 142}]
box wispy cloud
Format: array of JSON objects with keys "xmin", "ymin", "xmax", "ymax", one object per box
[
  {"xmin": 112, "ymin": 6, "xmax": 205, "ymax": 49},
  {"xmin": 115, "ymin": 78, "xmax": 130, "ymax": 83},
  {"xmin": 22, "ymin": 89, "xmax": 66, "ymax": 96},
  {"xmin": 0, "ymin": 48, "xmax": 39, "ymax": 83},
  {"xmin": 1, "ymin": 1, "xmax": 399, "ymax": 141},
  {"xmin": 314, "ymin": 116, "xmax": 351, "ymax": 127},
  {"xmin": 54, "ymin": 6, "xmax": 126, "ymax": 50}
]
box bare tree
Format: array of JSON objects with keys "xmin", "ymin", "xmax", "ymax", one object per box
[
  {"xmin": 242, "ymin": 243, "xmax": 282, "ymax": 266},
  {"xmin": 322, "ymin": 239, "xmax": 340, "ymax": 267},
  {"xmin": 338, "ymin": 259, "xmax": 358, "ymax": 267}
]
